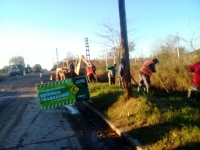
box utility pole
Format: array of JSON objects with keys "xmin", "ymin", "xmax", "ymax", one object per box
[
  {"xmin": 118, "ymin": 0, "xmax": 132, "ymax": 99},
  {"xmin": 56, "ymin": 48, "xmax": 58, "ymax": 68},
  {"xmin": 85, "ymin": 37, "xmax": 90, "ymax": 61},
  {"xmin": 111, "ymin": 47, "xmax": 116, "ymax": 64},
  {"xmin": 177, "ymin": 32, "xmax": 179, "ymax": 60}
]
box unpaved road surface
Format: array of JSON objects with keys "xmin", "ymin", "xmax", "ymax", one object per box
[{"xmin": 0, "ymin": 73, "xmax": 132, "ymax": 150}]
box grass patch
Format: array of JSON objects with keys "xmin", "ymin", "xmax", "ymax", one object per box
[
  {"xmin": 0, "ymin": 74, "xmax": 7, "ymax": 80},
  {"xmin": 87, "ymin": 82, "xmax": 200, "ymax": 149},
  {"xmin": 0, "ymin": 69, "xmax": 8, "ymax": 80}
]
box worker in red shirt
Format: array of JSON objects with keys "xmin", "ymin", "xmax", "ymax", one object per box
[{"xmin": 188, "ymin": 61, "xmax": 200, "ymax": 100}]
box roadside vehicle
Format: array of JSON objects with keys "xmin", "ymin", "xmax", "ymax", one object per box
[{"xmin": 8, "ymin": 65, "xmax": 24, "ymax": 76}]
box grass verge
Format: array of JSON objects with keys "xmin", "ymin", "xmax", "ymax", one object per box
[
  {"xmin": 87, "ymin": 82, "xmax": 200, "ymax": 150},
  {"xmin": 0, "ymin": 75, "xmax": 6, "ymax": 80}
]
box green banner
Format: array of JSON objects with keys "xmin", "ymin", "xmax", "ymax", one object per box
[{"xmin": 36, "ymin": 76, "xmax": 90, "ymax": 110}]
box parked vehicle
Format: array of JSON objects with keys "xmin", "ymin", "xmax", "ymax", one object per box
[{"xmin": 8, "ymin": 65, "xmax": 25, "ymax": 76}]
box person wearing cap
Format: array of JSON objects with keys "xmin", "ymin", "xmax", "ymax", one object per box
[
  {"xmin": 106, "ymin": 64, "xmax": 117, "ymax": 85},
  {"xmin": 137, "ymin": 58, "xmax": 159, "ymax": 93},
  {"xmin": 187, "ymin": 61, "xmax": 200, "ymax": 100},
  {"xmin": 68, "ymin": 61, "xmax": 75, "ymax": 72}
]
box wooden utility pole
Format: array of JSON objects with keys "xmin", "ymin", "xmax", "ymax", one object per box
[
  {"xmin": 56, "ymin": 48, "xmax": 58, "ymax": 68},
  {"xmin": 177, "ymin": 32, "xmax": 179, "ymax": 60},
  {"xmin": 118, "ymin": 0, "xmax": 132, "ymax": 99}
]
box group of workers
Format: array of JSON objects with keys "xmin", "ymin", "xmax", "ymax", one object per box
[
  {"xmin": 105, "ymin": 58, "xmax": 200, "ymax": 99},
  {"xmin": 105, "ymin": 58, "xmax": 159, "ymax": 90},
  {"xmin": 67, "ymin": 61, "xmax": 97, "ymax": 83},
  {"xmin": 70, "ymin": 57, "xmax": 199, "ymax": 100}
]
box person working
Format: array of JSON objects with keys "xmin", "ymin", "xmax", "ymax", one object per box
[
  {"xmin": 106, "ymin": 64, "xmax": 117, "ymax": 85},
  {"xmin": 66, "ymin": 61, "xmax": 77, "ymax": 78},
  {"xmin": 91, "ymin": 64, "xmax": 97, "ymax": 82},
  {"xmin": 66, "ymin": 69, "xmax": 77, "ymax": 78},
  {"xmin": 85, "ymin": 66, "xmax": 95, "ymax": 83},
  {"xmin": 118, "ymin": 58, "xmax": 124, "ymax": 88},
  {"xmin": 187, "ymin": 61, "xmax": 200, "ymax": 100},
  {"xmin": 91, "ymin": 64, "xmax": 96, "ymax": 75},
  {"xmin": 68, "ymin": 61, "xmax": 74, "ymax": 72},
  {"xmin": 137, "ymin": 58, "xmax": 159, "ymax": 93}
]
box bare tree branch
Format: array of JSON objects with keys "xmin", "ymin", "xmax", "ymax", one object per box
[
  {"xmin": 180, "ymin": 17, "xmax": 200, "ymax": 51},
  {"xmin": 95, "ymin": 18, "xmax": 137, "ymax": 63}
]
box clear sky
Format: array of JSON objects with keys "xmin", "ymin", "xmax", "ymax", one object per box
[{"xmin": 0, "ymin": 0, "xmax": 200, "ymax": 70}]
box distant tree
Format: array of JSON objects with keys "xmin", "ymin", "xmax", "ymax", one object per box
[
  {"xmin": 152, "ymin": 35, "xmax": 186, "ymax": 60},
  {"xmin": 9, "ymin": 56, "xmax": 25, "ymax": 66},
  {"xmin": 3, "ymin": 65, "xmax": 9, "ymax": 73},
  {"xmin": 181, "ymin": 19, "xmax": 200, "ymax": 51},
  {"xmin": 51, "ymin": 64, "xmax": 57, "ymax": 71},
  {"xmin": 41, "ymin": 69, "xmax": 48, "ymax": 73},
  {"xmin": 181, "ymin": 29, "xmax": 200, "ymax": 51},
  {"xmin": 32, "ymin": 64, "xmax": 42, "ymax": 73},
  {"xmin": 27, "ymin": 64, "xmax": 31, "ymax": 68},
  {"xmin": 96, "ymin": 18, "xmax": 136, "ymax": 63},
  {"xmin": 65, "ymin": 52, "xmax": 77, "ymax": 60},
  {"xmin": 25, "ymin": 64, "xmax": 33, "ymax": 74},
  {"xmin": 54, "ymin": 52, "xmax": 78, "ymax": 69}
]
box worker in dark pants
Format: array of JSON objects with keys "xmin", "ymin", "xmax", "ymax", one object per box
[
  {"xmin": 118, "ymin": 58, "xmax": 124, "ymax": 88},
  {"xmin": 106, "ymin": 64, "xmax": 117, "ymax": 86},
  {"xmin": 91, "ymin": 64, "xmax": 97, "ymax": 82},
  {"xmin": 137, "ymin": 58, "xmax": 159, "ymax": 93},
  {"xmin": 85, "ymin": 66, "xmax": 95, "ymax": 83}
]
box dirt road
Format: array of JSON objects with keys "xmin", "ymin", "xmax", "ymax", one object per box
[
  {"xmin": 0, "ymin": 73, "xmax": 132, "ymax": 150},
  {"xmin": 0, "ymin": 73, "xmax": 82, "ymax": 150}
]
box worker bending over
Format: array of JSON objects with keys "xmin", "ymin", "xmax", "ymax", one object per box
[
  {"xmin": 138, "ymin": 58, "xmax": 159, "ymax": 93},
  {"xmin": 85, "ymin": 66, "xmax": 95, "ymax": 83},
  {"xmin": 106, "ymin": 64, "xmax": 117, "ymax": 86},
  {"xmin": 188, "ymin": 61, "xmax": 200, "ymax": 100},
  {"xmin": 118, "ymin": 58, "xmax": 124, "ymax": 88}
]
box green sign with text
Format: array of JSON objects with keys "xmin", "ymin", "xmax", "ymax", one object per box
[{"xmin": 36, "ymin": 76, "xmax": 90, "ymax": 110}]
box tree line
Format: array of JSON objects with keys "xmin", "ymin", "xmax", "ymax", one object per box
[{"xmin": 2, "ymin": 56, "xmax": 43, "ymax": 73}]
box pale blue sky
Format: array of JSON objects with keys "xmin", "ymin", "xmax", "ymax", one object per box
[{"xmin": 0, "ymin": 0, "xmax": 200, "ymax": 70}]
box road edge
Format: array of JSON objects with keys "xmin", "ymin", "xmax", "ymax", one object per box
[{"xmin": 82, "ymin": 101, "xmax": 148, "ymax": 150}]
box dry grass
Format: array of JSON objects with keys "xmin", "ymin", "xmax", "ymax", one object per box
[
  {"xmin": 88, "ymin": 82, "xmax": 200, "ymax": 149},
  {"xmin": 0, "ymin": 69, "xmax": 8, "ymax": 79},
  {"xmin": 93, "ymin": 51, "xmax": 200, "ymax": 92},
  {"xmin": 129, "ymin": 51, "xmax": 200, "ymax": 92},
  {"xmin": 88, "ymin": 51, "xmax": 200, "ymax": 149}
]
